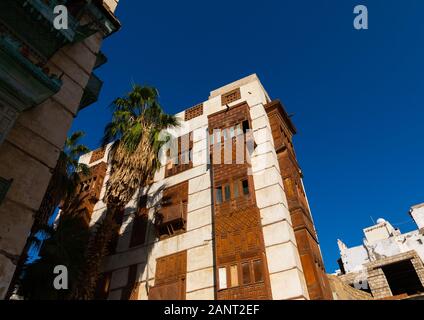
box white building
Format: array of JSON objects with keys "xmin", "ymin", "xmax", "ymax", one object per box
[{"xmin": 336, "ymin": 203, "xmax": 424, "ymax": 299}]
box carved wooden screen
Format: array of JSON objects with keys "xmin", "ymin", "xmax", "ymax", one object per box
[
  {"xmin": 208, "ymin": 103, "xmax": 272, "ymax": 300},
  {"xmin": 89, "ymin": 147, "xmax": 106, "ymax": 163},
  {"xmin": 156, "ymin": 181, "xmax": 188, "ymax": 238}
]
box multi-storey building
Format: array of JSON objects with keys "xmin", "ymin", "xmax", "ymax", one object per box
[
  {"xmin": 77, "ymin": 74, "xmax": 332, "ymax": 300},
  {"xmin": 0, "ymin": 0, "xmax": 120, "ymax": 299}
]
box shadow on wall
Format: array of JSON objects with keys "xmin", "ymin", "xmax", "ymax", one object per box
[{"xmin": 95, "ymin": 184, "xmax": 169, "ymax": 300}]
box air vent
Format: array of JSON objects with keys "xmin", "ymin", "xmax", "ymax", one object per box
[
  {"xmin": 221, "ymin": 88, "xmax": 241, "ymax": 105},
  {"xmin": 184, "ymin": 103, "xmax": 203, "ymax": 121},
  {"xmin": 90, "ymin": 147, "xmax": 106, "ymax": 163}
]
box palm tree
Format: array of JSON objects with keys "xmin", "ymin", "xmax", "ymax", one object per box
[
  {"xmin": 35, "ymin": 131, "xmax": 90, "ymax": 230},
  {"xmin": 6, "ymin": 132, "xmax": 90, "ymax": 299},
  {"xmin": 71, "ymin": 85, "xmax": 178, "ymax": 300}
]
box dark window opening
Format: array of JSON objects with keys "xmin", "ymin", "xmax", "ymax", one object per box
[
  {"xmin": 224, "ymin": 184, "xmax": 231, "ymax": 201},
  {"xmin": 382, "ymin": 260, "xmax": 424, "ymax": 296},
  {"xmin": 216, "ymin": 186, "xmax": 223, "ymax": 204},
  {"xmin": 242, "ymin": 120, "xmax": 250, "ymax": 133},
  {"xmin": 242, "ymin": 179, "xmax": 249, "ymax": 195},
  {"xmin": 107, "ymin": 209, "xmax": 125, "ymax": 255},
  {"xmin": 130, "ymin": 211, "xmax": 148, "ymax": 248},
  {"xmin": 94, "ymin": 272, "xmax": 112, "ymax": 300}
]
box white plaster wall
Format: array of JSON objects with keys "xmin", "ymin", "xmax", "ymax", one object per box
[
  {"xmin": 411, "ymin": 205, "xmax": 424, "ymax": 230},
  {"xmin": 101, "ymin": 169, "xmax": 215, "ymax": 300},
  {"xmin": 341, "ymin": 228, "xmax": 424, "ymax": 274},
  {"xmin": 341, "ymin": 245, "xmax": 370, "ymax": 273}
]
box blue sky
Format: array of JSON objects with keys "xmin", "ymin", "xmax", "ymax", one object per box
[{"xmin": 71, "ymin": 0, "xmax": 424, "ymax": 272}]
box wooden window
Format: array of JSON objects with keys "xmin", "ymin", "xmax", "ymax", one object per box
[
  {"xmin": 242, "ymin": 179, "xmax": 249, "ymax": 195},
  {"xmin": 224, "ymin": 184, "xmax": 231, "ymax": 201},
  {"xmin": 233, "ymin": 181, "xmax": 239, "ymax": 198},
  {"xmin": 215, "ymin": 186, "xmax": 223, "ymax": 204},
  {"xmin": 242, "ymin": 262, "xmax": 252, "ymax": 285},
  {"xmin": 149, "ymin": 251, "xmax": 187, "ymax": 300},
  {"xmin": 165, "ymin": 133, "xmax": 193, "ymax": 178},
  {"xmin": 230, "ymin": 265, "xmax": 239, "ymax": 287},
  {"xmin": 130, "ymin": 211, "xmax": 148, "ymax": 247},
  {"xmin": 219, "ymin": 267, "xmax": 227, "ymax": 290},
  {"xmin": 235, "ymin": 123, "xmax": 243, "ymax": 136},
  {"xmin": 90, "ymin": 147, "xmax": 105, "ymax": 163},
  {"xmin": 284, "ymin": 177, "xmax": 295, "ymax": 198},
  {"xmin": 216, "ymin": 178, "xmax": 251, "ymax": 204},
  {"xmin": 253, "ymin": 259, "xmax": 264, "ymax": 283},
  {"xmin": 156, "ymin": 181, "xmax": 188, "ymax": 238}
]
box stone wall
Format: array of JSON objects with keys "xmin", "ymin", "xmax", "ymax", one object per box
[
  {"xmin": 0, "ymin": 3, "xmax": 119, "ymax": 299},
  {"xmin": 366, "ymin": 250, "xmax": 424, "ymax": 299},
  {"xmin": 327, "ymin": 274, "xmax": 373, "ymax": 300}
]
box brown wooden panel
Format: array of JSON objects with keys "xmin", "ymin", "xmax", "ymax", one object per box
[
  {"xmin": 265, "ymin": 100, "xmax": 333, "ymax": 300},
  {"xmin": 130, "ymin": 210, "xmax": 148, "ymax": 247},
  {"xmin": 164, "ymin": 133, "xmax": 194, "ymax": 178},
  {"xmin": 149, "ymin": 279, "xmax": 185, "ymax": 300},
  {"xmin": 150, "ymin": 251, "xmax": 187, "ymax": 300},
  {"xmin": 156, "ymin": 181, "xmax": 188, "ymax": 238},
  {"xmin": 184, "ymin": 103, "xmax": 203, "ymax": 121},
  {"xmin": 221, "ymin": 88, "xmax": 241, "ymax": 105},
  {"xmin": 208, "ymin": 103, "xmax": 272, "ymax": 300},
  {"xmin": 74, "ymin": 162, "xmax": 107, "ymax": 226},
  {"xmin": 89, "ymin": 147, "xmax": 106, "ymax": 163}
]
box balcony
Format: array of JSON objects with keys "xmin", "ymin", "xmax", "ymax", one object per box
[
  {"xmin": 155, "ymin": 202, "xmax": 187, "ymax": 238},
  {"xmin": 0, "ymin": 0, "xmax": 121, "ymax": 60},
  {"xmin": 94, "ymin": 51, "xmax": 108, "ymax": 70},
  {"xmin": 156, "ymin": 202, "xmax": 187, "ymax": 226},
  {"xmin": 0, "ymin": 35, "xmax": 62, "ymax": 112},
  {"xmin": 78, "ymin": 73, "xmax": 103, "ymax": 111},
  {"xmin": 0, "ymin": 0, "xmax": 80, "ymax": 59},
  {"xmin": 87, "ymin": 0, "xmax": 121, "ymax": 38}
]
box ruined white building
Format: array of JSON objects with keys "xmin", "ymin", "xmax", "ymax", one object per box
[{"xmin": 336, "ymin": 203, "xmax": 424, "ymax": 299}]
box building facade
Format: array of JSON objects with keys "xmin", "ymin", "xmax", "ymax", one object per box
[
  {"xmin": 335, "ymin": 204, "xmax": 424, "ymax": 299},
  {"xmin": 78, "ymin": 74, "xmax": 332, "ymax": 300},
  {"xmin": 0, "ymin": 0, "xmax": 120, "ymax": 299}
]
